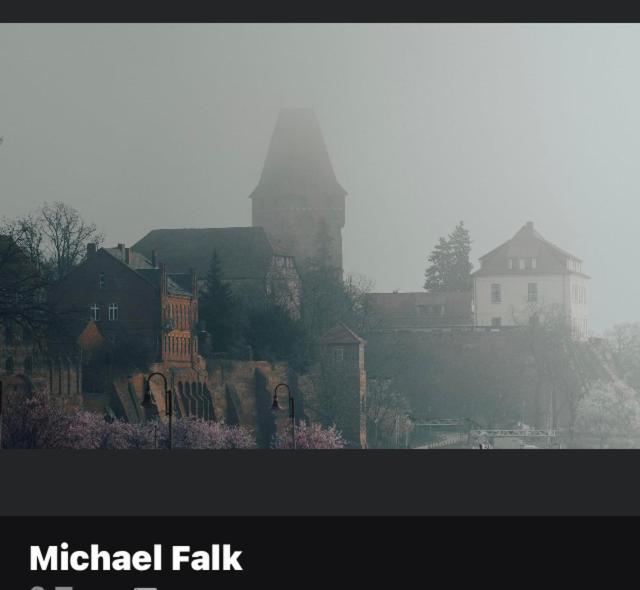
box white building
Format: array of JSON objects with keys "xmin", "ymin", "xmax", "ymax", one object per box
[{"xmin": 472, "ymin": 222, "xmax": 589, "ymax": 339}]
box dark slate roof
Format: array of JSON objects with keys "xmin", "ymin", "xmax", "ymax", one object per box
[
  {"xmin": 318, "ymin": 322, "xmax": 366, "ymax": 345},
  {"xmin": 367, "ymin": 291, "xmax": 473, "ymax": 328},
  {"xmin": 473, "ymin": 222, "xmax": 587, "ymax": 277},
  {"xmin": 169, "ymin": 273, "xmax": 193, "ymax": 294},
  {"xmin": 135, "ymin": 268, "xmax": 191, "ymax": 297},
  {"xmin": 132, "ymin": 227, "xmax": 280, "ymax": 280},
  {"xmin": 104, "ymin": 247, "xmax": 154, "ymax": 270},
  {"xmin": 102, "ymin": 248, "xmax": 191, "ymax": 296},
  {"xmin": 249, "ymin": 108, "xmax": 347, "ymax": 201}
]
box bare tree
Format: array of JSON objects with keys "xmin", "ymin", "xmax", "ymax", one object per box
[
  {"xmin": 525, "ymin": 306, "xmax": 595, "ymax": 441},
  {"xmin": 0, "ymin": 202, "xmax": 103, "ymax": 344},
  {"xmin": 575, "ymin": 381, "xmax": 640, "ymax": 448},
  {"xmin": 366, "ymin": 378, "xmax": 411, "ymax": 448},
  {"xmin": 39, "ymin": 201, "xmax": 104, "ymax": 280},
  {"xmin": 0, "ymin": 231, "xmax": 52, "ymax": 336}
]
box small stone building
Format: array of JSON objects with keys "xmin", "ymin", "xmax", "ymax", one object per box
[{"xmin": 318, "ymin": 323, "xmax": 367, "ymax": 449}]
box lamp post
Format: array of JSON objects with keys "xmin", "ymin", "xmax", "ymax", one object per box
[
  {"xmin": 140, "ymin": 385, "xmax": 159, "ymax": 449},
  {"xmin": 272, "ymin": 383, "xmax": 295, "ymax": 449},
  {"xmin": 143, "ymin": 372, "xmax": 173, "ymax": 450}
]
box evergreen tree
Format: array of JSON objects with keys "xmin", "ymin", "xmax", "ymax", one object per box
[
  {"xmin": 447, "ymin": 221, "xmax": 473, "ymax": 292},
  {"xmin": 424, "ymin": 221, "xmax": 473, "ymax": 292},
  {"xmin": 199, "ymin": 251, "xmax": 236, "ymax": 353}
]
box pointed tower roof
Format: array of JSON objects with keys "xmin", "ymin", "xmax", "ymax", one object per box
[{"xmin": 249, "ymin": 108, "xmax": 347, "ymax": 201}]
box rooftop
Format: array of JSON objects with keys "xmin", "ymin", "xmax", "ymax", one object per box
[
  {"xmin": 132, "ymin": 226, "xmax": 288, "ymax": 280},
  {"xmin": 249, "ymin": 108, "xmax": 347, "ymax": 201}
]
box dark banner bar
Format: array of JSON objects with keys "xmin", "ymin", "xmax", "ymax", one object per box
[{"xmin": 2, "ymin": 450, "xmax": 640, "ymax": 516}]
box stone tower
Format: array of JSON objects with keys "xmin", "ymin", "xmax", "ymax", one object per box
[{"xmin": 250, "ymin": 108, "xmax": 347, "ymax": 271}]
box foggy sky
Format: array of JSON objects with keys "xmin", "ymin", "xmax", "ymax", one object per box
[{"xmin": 1, "ymin": 23, "xmax": 638, "ymax": 333}]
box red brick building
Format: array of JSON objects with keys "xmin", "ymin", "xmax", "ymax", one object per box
[{"xmin": 51, "ymin": 243, "xmax": 198, "ymax": 364}]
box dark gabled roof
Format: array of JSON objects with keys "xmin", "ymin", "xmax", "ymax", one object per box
[
  {"xmin": 104, "ymin": 247, "xmax": 154, "ymax": 270},
  {"xmin": 367, "ymin": 291, "xmax": 472, "ymax": 328},
  {"xmin": 473, "ymin": 222, "xmax": 586, "ymax": 277},
  {"xmin": 318, "ymin": 322, "xmax": 366, "ymax": 345},
  {"xmin": 249, "ymin": 108, "xmax": 347, "ymax": 201},
  {"xmin": 102, "ymin": 248, "xmax": 192, "ymax": 296},
  {"xmin": 169, "ymin": 273, "xmax": 193, "ymax": 294},
  {"xmin": 135, "ymin": 268, "xmax": 191, "ymax": 297},
  {"xmin": 132, "ymin": 226, "xmax": 280, "ymax": 280}
]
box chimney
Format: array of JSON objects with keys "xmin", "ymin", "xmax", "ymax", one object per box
[
  {"xmin": 86, "ymin": 243, "xmax": 97, "ymax": 258},
  {"xmin": 124, "ymin": 247, "xmax": 131, "ymax": 265},
  {"xmin": 151, "ymin": 249, "xmax": 157, "ymax": 268},
  {"xmin": 190, "ymin": 267, "xmax": 198, "ymax": 298},
  {"xmin": 117, "ymin": 243, "xmax": 125, "ymax": 252},
  {"xmin": 159, "ymin": 262, "xmax": 167, "ymax": 295}
]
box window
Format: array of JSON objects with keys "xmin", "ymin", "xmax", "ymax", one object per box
[
  {"xmin": 491, "ymin": 317, "xmax": 502, "ymax": 328},
  {"xmin": 99, "ymin": 273, "xmax": 105, "ymax": 289},
  {"xmin": 5, "ymin": 356, "xmax": 14, "ymax": 373},
  {"xmin": 24, "ymin": 356, "xmax": 33, "ymax": 374},
  {"xmin": 519, "ymin": 258, "xmax": 525, "ymax": 270},
  {"xmin": 528, "ymin": 283, "xmax": 538, "ymax": 303},
  {"xmin": 89, "ymin": 303, "xmax": 100, "ymax": 321},
  {"xmin": 108, "ymin": 303, "xmax": 119, "ymax": 321},
  {"xmin": 491, "ymin": 283, "xmax": 501, "ymax": 303},
  {"xmin": 508, "ymin": 258, "xmax": 514, "ymax": 270},
  {"xmin": 531, "ymin": 258, "xmax": 537, "ymax": 269},
  {"xmin": 334, "ymin": 347, "xmax": 345, "ymax": 362}
]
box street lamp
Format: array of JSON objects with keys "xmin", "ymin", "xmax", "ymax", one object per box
[
  {"xmin": 271, "ymin": 383, "xmax": 295, "ymax": 449},
  {"xmin": 140, "ymin": 383, "xmax": 159, "ymax": 449},
  {"xmin": 143, "ymin": 372, "xmax": 173, "ymax": 450}
]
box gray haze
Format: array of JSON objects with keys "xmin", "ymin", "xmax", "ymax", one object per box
[{"xmin": 0, "ymin": 23, "xmax": 637, "ymax": 333}]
